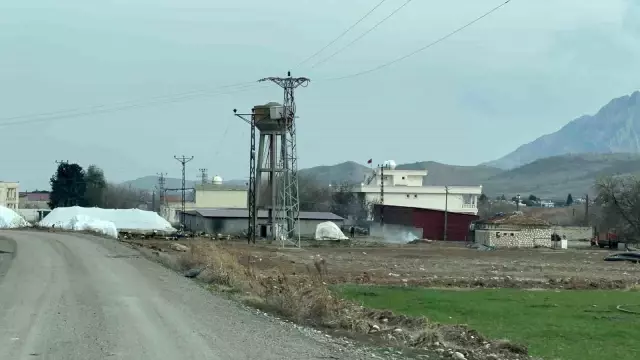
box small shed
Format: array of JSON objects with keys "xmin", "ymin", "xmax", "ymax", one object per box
[
  {"xmin": 181, "ymin": 208, "xmax": 344, "ymax": 237},
  {"xmin": 474, "ymin": 213, "xmax": 552, "ymax": 248}
]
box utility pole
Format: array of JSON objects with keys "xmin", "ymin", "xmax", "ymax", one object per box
[
  {"xmin": 444, "ymin": 186, "xmax": 449, "ymax": 241},
  {"xmin": 233, "ymin": 108, "xmax": 257, "ymax": 244},
  {"xmin": 199, "ymin": 168, "xmax": 208, "ymax": 185},
  {"xmin": 379, "ymin": 163, "xmax": 385, "ymax": 226},
  {"xmin": 156, "ymin": 172, "xmax": 167, "ymax": 214},
  {"xmin": 258, "ymin": 71, "xmax": 310, "ymax": 248},
  {"xmin": 174, "ymin": 155, "xmax": 194, "ymax": 229},
  {"xmin": 585, "ymin": 193, "xmax": 589, "ymax": 225}
]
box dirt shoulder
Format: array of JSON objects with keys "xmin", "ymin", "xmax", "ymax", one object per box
[
  {"xmin": 124, "ymin": 238, "xmax": 567, "ymax": 360},
  {"xmin": 0, "ymin": 234, "xmax": 17, "ymax": 280}
]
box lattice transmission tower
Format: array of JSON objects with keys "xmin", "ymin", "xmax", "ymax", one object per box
[{"xmin": 258, "ymin": 72, "xmax": 310, "ymax": 247}]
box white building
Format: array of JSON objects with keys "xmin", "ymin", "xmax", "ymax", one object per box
[
  {"xmin": 0, "ymin": 182, "xmax": 19, "ymax": 209},
  {"xmin": 160, "ymin": 176, "xmax": 248, "ymax": 225},
  {"xmin": 353, "ymin": 161, "xmax": 482, "ymax": 215}
]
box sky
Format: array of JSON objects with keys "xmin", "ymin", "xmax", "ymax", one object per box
[{"xmin": 1, "ymin": 0, "xmax": 640, "ymax": 190}]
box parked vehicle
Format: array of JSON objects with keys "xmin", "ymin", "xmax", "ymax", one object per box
[{"xmin": 591, "ymin": 230, "xmax": 619, "ymax": 249}]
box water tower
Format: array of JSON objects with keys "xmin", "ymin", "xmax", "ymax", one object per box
[
  {"xmin": 252, "ymin": 102, "xmax": 287, "ymax": 241},
  {"xmin": 234, "ymin": 72, "xmax": 309, "ymax": 247}
]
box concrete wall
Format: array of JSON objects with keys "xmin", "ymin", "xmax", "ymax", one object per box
[
  {"xmin": 356, "ymin": 186, "xmax": 481, "ymax": 215},
  {"xmin": 160, "ymin": 202, "xmax": 197, "ymax": 225},
  {"xmin": 195, "ymin": 190, "xmax": 247, "ymax": 208},
  {"xmin": 183, "ymin": 214, "xmax": 343, "ymax": 238},
  {"xmin": 551, "ymin": 226, "xmax": 593, "ymax": 241},
  {"xmin": 16, "ymin": 209, "xmax": 51, "ymax": 223},
  {"xmin": 476, "ymin": 227, "xmax": 554, "ymax": 248},
  {"xmin": 0, "ymin": 182, "xmax": 19, "ymax": 209}
]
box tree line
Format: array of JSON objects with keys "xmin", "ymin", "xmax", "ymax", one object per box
[
  {"xmin": 476, "ymin": 175, "xmax": 640, "ymax": 243},
  {"xmin": 47, "ymin": 162, "xmax": 371, "ymax": 222},
  {"xmin": 48, "ymin": 162, "xmax": 153, "ymax": 210}
]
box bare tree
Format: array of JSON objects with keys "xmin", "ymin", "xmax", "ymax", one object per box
[
  {"xmin": 101, "ymin": 183, "xmax": 152, "ymax": 209},
  {"xmin": 595, "ymin": 176, "xmax": 640, "ymax": 243},
  {"xmin": 477, "ymin": 200, "xmax": 517, "ymax": 220}
]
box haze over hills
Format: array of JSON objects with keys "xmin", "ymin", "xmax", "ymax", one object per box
[
  {"xmin": 481, "ymin": 153, "xmax": 640, "ymax": 198},
  {"xmin": 121, "ymin": 176, "xmax": 246, "ymax": 192},
  {"xmin": 294, "ymin": 153, "xmax": 640, "ymax": 199},
  {"xmin": 124, "ymin": 152, "xmax": 640, "ymax": 200},
  {"xmin": 486, "ymin": 91, "xmax": 640, "ymax": 169}
]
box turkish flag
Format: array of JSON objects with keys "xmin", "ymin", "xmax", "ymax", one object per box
[{"xmin": 367, "ymin": 159, "xmax": 372, "ymax": 164}]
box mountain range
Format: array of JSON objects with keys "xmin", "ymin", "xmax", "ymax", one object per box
[
  {"xmin": 123, "ymin": 90, "xmax": 640, "ymax": 200},
  {"xmin": 486, "ymin": 91, "xmax": 640, "ymax": 169}
]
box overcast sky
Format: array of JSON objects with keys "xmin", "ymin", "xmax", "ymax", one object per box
[{"xmin": 1, "ymin": 0, "xmax": 639, "ymax": 190}]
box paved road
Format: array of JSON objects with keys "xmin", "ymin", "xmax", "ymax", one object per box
[{"xmin": 0, "ymin": 231, "xmax": 374, "ymax": 360}]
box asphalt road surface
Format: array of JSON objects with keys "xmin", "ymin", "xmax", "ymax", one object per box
[{"xmin": 0, "ymin": 231, "xmax": 378, "ymax": 360}]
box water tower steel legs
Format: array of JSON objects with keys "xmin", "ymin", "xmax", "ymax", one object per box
[
  {"xmin": 255, "ymin": 132, "xmax": 281, "ymax": 241},
  {"xmin": 259, "ymin": 73, "xmax": 309, "ymax": 248}
]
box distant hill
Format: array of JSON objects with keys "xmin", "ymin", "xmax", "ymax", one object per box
[
  {"xmin": 487, "ymin": 91, "xmax": 640, "ymax": 169},
  {"xmin": 123, "ymin": 153, "xmax": 640, "ymax": 200},
  {"xmin": 397, "ymin": 161, "xmax": 502, "ymax": 186},
  {"xmin": 482, "ymin": 153, "xmax": 640, "ymax": 199},
  {"xmin": 121, "ymin": 176, "xmax": 245, "ymax": 192},
  {"xmin": 298, "ymin": 161, "xmax": 371, "ymax": 185},
  {"xmin": 298, "ymin": 153, "xmax": 640, "ymax": 199},
  {"xmin": 121, "ymin": 176, "xmax": 194, "ymax": 191}
]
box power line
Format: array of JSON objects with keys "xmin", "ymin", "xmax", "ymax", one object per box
[
  {"xmin": 323, "ymin": 0, "xmax": 513, "ymax": 81},
  {"xmin": 310, "ymin": 0, "xmax": 414, "ymax": 69},
  {"xmin": 0, "ymin": 82, "xmax": 265, "ymax": 128},
  {"xmin": 0, "ymin": 80, "xmax": 256, "ymax": 122},
  {"xmin": 296, "ymin": 0, "xmax": 389, "ymax": 68},
  {"xmin": 212, "ymin": 116, "xmax": 235, "ymax": 160}
]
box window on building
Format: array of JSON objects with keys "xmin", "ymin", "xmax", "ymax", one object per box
[
  {"xmin": 406, "ymin": 194, "xmax": 410, "ymax": 198},
  {"xmin": 414, "ymin": 194, "xmax": 418, "ymax": 198},
  {"xmin": 462, "ymin": 194, "xmax": 476, "ymax": 205},
  {"xmin": 402, "ymin": 176, "xmax": 405, "ymax": 180}
]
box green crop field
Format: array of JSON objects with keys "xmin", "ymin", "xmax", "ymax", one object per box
[{"xmin": 338, "ymin": 286, "xmax": 640, "ymax": 360}]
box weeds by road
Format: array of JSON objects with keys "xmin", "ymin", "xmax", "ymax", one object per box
[
  {"xmin": 339, "ymin": 286, "xmax": 640, "ymax": 360},
  {"xmin": 130, "ymin": 240, "xmax": 534, "ymax": 360}
]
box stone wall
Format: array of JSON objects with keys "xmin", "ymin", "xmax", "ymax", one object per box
[
  {"xmin": 550, "ymin": 226, "xmax": 593, "ymax": 241},
  {"xmin": 476, "ymin": 227, "xmax": 553, "ymax": 248}
]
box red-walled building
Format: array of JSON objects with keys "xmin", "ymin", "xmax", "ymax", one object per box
[{"xmin": 373, "ymin": 204, "xmax": 478, "ymax": 241}]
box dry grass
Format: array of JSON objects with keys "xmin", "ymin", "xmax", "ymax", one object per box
[
  {"xmin": 176, "ymin": 243, "xmax": 346, "ymax": 326},
  {"xmin": 168, "ymin": 242, "xmax": 531, "ymax": 360}
]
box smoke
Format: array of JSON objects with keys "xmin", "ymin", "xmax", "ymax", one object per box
[{"xmin": 370, "ymin": 223, "xmax": 421, "ymax": 244}]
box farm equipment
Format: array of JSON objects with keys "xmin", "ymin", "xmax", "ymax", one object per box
[{"xmin": 591, "ymin": 230, "xmax": 620, "ymax": 249}]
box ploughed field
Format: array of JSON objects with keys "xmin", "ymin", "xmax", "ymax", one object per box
[{"xmin": 128, "ymin": 238, "xmax": 640, "ymax": 290}]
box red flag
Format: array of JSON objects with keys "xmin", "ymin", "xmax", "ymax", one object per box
[{"xmin": 367, "ymin": 159, "xmax": 372, "ymax": 164}]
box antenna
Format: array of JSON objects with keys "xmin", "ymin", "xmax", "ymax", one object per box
[{"xmin": 199, "ymin": 168, "xmax": 208, "ymax": 185}]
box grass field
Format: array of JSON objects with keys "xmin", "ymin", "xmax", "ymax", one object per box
[{"xmin": 338, "ymin": 286, "xmax": 640, "ymax": 360}]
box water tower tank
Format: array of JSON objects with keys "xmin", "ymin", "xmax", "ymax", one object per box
[
  {"xmin": 252, "ymin": 102, "xmax": 286, "ymax": 132},
  {"xmin": 212, "ymin": 176, "xmax": 223, "ymax": 185},
  {"xmin": 383, "ymin": 160, "xmax": 397, "ymax": 170}
]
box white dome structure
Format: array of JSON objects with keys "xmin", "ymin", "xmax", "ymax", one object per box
[
  {"xmin": 212, "ymin": 175, "xmax": 223, "ymax": 185},
  {"xmin": 383, "ymin": 160, "xmax": 397, "ymax": 170}
]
